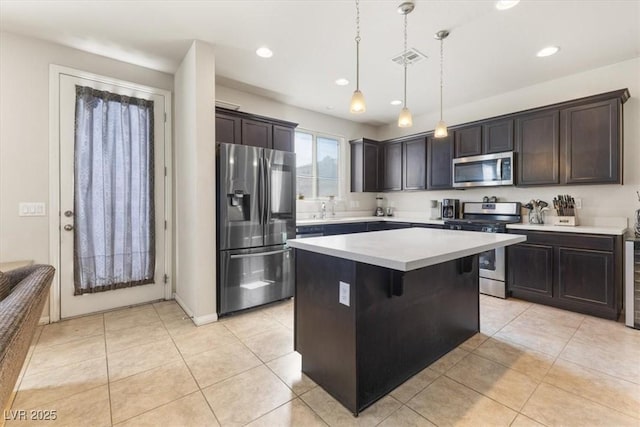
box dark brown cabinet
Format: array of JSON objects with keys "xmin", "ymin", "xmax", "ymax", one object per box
[
  {"xmin": 242, "ymin": 119, "xmax": 272, "ymax": 148},
  {"xmin": 273, "ymin": 125, "xmax": 294, "ymax": 152},
  {"xmin": 482, "ymin": 118, "xmax": 514, "ymax": 154},
  {"xmin": 381, "ymin": 141, "xmax": 403, "ymax": 191},
  {"xmin": 215, "ymin": 107, "xmax": 297, "ymax": 152},
  {"xmin": 507, "ymin": 243, "xmax": 554, "ymax": 299},
  {"xmin": 561, "ymin": 99, "xmax": 621, "ymax": 184},
  {"xmin": 402, "ymin": 137, "xmax": 426, "ymax": 190},
  {"xmin": 427, "ymin": 134, "xmax": 454, "ymax": 190},
  {"xmin": 454, "ymin": 125, "xmax": 482, "ymax": 158},
  {"xmin": 215, "ymin": 113, "xmax": 241, "ymax": 145},
  {"xmin": 507, "ymin": 230, "xmax": 623, "ymax": 319},
  {"xmin": 350, "ymin": 138, "xmax": 379, "ymax": 192},
  {"xmin": 516, "ymin": 109, "xmax": 560, "ymax": 186}
]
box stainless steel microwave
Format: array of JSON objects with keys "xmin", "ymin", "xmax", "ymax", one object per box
[{"xmin": 452, "ymin": 152, "xmax": 514, "ymax": 188}]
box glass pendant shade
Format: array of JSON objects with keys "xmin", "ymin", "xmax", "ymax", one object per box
[
  {"xmin": 398, "ymin": 107, "xmax": 413, "ymax": 127},
  {"xmin": 350, "ymin": 89, "xmax": 366, "ymax": 113},
  {"xmin": 434, "ymin": 120, "xmax": 448, "ymax": 138}
]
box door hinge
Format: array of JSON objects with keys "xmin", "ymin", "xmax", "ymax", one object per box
[
  {"xmin": 164, "ymin": 112, "xmax": 167, "ymax": 123},
  {"xmin": 164, "ymin": 220, "xmax": 167, "ymax": 230},
  {"xmin": 163, "ymin": 274, "xmax": 169, "ymax": 284},
  {"xmin": 164, "ymin": 166, "xmax": 167, "ymax": 177}
]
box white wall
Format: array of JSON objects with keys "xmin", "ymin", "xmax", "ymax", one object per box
[
  {"xmin": 377, "ymin": 58, "xmax": 640, "ymax": 227},
  {"xmin": 0, "ymin": 32, "xmax": 174, "ymax": 318},
  {"xmin": 0, "ymin": 31, "xmax": 173, "ymax": 262},
  {"xmin": 174, "ymin": 41, "xmax": 217, "ymax": 324},
  {"xmin": 215, "ymin": 85, "xmax": 379, "ymax": 217}
]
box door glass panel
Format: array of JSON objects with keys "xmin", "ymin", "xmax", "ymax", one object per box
[
  {"xmin": 455, "ymin": 160, "xmax": 500, "ymax": 183},
  {"xmin": 479, "ymin": 249, "xmax": 496, "ymax": 271}
]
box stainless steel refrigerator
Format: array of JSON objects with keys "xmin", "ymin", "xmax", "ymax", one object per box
[{"xmin": 216, "ymin": 143, "xmax": 296, "ymax": 315}]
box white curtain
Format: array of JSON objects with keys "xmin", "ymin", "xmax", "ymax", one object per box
[{"xmin": 73, "ymin": 85, "xmax": 155, "ymax": 295}]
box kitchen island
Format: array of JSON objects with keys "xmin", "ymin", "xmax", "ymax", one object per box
[{"xmin": 287, "ymin": 228, "xmax": 526, "ymax": 415}]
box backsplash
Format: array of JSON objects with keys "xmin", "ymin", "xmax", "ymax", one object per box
[{"xmin": 380, "ymin": 184, "xmax": 636, "ymax": 228}]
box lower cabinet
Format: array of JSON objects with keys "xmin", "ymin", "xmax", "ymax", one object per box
[
  {"xmin": 507, "ymin": 230, "xmax": 622, "ymax": 319},
  {"xmin": 323, "ymin": 223, "xmax": 367, "ymax": 236},
  {"xmin": 366, "ymin": 222, "xmax": 411, "ymax": 232}
]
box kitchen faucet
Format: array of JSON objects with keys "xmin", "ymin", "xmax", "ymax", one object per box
[{"xmin": 320, "ymin": 202, "xmax": 326, "ymax": 219}]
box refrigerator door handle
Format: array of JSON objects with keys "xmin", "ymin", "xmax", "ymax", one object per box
[
  {"xmin": 258, "ymin": 153, "xmax": 264, "ymax": 225},
  {"xmin": 229, "ymin": 248, "xmax": 291, "ymax": 259},
  {"xmin": 263, "ymin": 156, "xmax": 271, "ymax": 225}
]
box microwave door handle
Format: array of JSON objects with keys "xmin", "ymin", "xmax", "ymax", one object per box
[{"xmin": 496, "ymin": 158, "xmax": 503, "ymax": 181}]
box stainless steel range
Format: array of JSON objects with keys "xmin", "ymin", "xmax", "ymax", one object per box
[{"xmin": 445, "ymin": 202, "xmax": 521, "ymax": 298}]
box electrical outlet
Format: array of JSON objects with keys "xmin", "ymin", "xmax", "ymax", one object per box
[
  {"xmin": 339, "ymin": 281, "xmax": 350, "ymax": 306},
  {"xmin": 575, "ymin": 198, "xmax": 582, "ymax": 209}
]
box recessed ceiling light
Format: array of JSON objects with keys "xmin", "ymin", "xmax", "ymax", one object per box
[
  {"xmin": 335, "ymin": 78, "xmax": 349, "ymax": 86},
  {"xmin": 256, "ymin": 47, "xmax": 273, "ymax": 58},
  {"xmin": 390, "ymin": 100, "xmax": 402, "ymax": 106},
  {"xmin": 537, "ymin": 46, "xmax": 560, "ymax": 57},
  {"xmin": 495, "ymin": 0, "xmax": 520, "ymax": 10}
]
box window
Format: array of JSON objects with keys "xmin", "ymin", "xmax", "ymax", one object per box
[{"xmin": 295, "ymin": 130, "xmax": 340, "ymax": 199}]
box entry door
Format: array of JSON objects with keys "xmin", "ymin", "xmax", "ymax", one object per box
[{"xmin": 59, "ymin": 74, "xmax": 167, "ymax": 319}]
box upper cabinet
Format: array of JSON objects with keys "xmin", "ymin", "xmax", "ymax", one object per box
[
  {"xmin": 402, "ymin": 137, "xmax": 427, "ymax": 190},
  {"xmin": 427, "ymin": 134, "xmax": 454, "ymax": 190},
  {"xmin": 214, "ymin": 107, "xmax": 297, "ymax": 152},
  {"xmin": 561, "ymin": 98, "xmax": 621, "ymax": 184},
  {"xmin": 454, "ymin": 125, "xmax": 482, "ymax": 158},
  {"xmin": 350, "ymin": 138, "xmax": 379, "ymax": 193},
  {"xmin": 454, "ymin": 120, "xmax": 514, "ymax": 158},
  {"xmin": 482, "ymin": 118, "xmax": 514, "ymax": 154},
  {"xmin": 516, "ymin": 110, "xmax": 560, "ymax": 186},
  {"xmin": 381, "ymin": 141, "xmax": 403, "ymax": 191},
  {"xmin": 347, "ymin": 89, "xmax": 628, "ymax": 193}
]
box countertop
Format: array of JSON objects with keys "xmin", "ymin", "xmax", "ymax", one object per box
[
  {"xmin": 287, "ymin": 228, "xmax": 526, "ymax": 272},
  {"xmin": 296, "ymin": 216, "xmax": 626, "ymax": 235},
  {"xmin": 296, "ymin": 216, "xmax": 444, "ymax": 226},
  {"xmin": 506, "ymin": 223, "xmax": 627, "ymax": 235}
]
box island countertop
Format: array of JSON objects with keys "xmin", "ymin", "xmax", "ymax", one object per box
[{"xmin": 287, "ymin": 228, "xmax": 526, "ymax": 272}]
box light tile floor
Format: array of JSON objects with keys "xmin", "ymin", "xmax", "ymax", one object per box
[{"xmin": 7, "ymin": 295, "xmax": 640, "ymax": 426}]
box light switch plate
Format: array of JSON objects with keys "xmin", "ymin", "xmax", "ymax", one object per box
[
  {"xmin": 19, "ymin": 202, "xmax": 46, "ymax": 217},
  {"xmin": 339, "ymin": 281, "xmax": 350, "ymax": 306}
]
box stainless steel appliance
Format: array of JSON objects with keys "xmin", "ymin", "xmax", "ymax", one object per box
[
  {"xmin": 442, "ymin": 199, "xmax": 460, "ymax": 219},
  {"xmin": 217, "ymin": 143, "xmax": 295, "ymax": 315},
  {"xmin": 625, "ymin": 239, "xmax": 639, "ymax": 329},
  {"xmin": 452, "ymin": 152, "xmax": 514, "ymax": 188},
  {"xmin": 445, "ymin": 202, "xmax": 521, "ymax": 298}
]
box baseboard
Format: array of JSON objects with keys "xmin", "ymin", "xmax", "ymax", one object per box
[
  {"xmin": 173, "ymin": 293, "xmax": 218, "ymax": 326},
  {"xmin": 38, "ymin": 316, "xmax": 49, "ymax": 325},
  {"xmin": 192, "ymin": 313, "xmax": 218, "ymax": 326}
]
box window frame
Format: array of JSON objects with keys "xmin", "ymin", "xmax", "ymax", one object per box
[{"xmin": 294, "ymin": 129, "xmax": 344, "ymax": 201}]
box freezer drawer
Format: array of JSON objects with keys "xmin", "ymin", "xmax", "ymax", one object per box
[{"xmin": 219, "ymin": 245, "xmax": 294, "ymax": 315}]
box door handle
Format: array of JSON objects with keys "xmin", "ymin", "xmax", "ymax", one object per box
[
  {"xmin": 63, "ymin": 224, "xmax": 74, "ymax": 231},
  {"xmin": 230, "ymin": 248, "xmax": 290, "ymax": 259}
]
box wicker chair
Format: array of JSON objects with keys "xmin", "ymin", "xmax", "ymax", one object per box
[{"xmin": 0, "ymin": 265, "xmax": 54, "ymax": 412}]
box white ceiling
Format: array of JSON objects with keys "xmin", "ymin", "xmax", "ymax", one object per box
[{"xmin": 1, "ymin": 1, "xmax": 639, "ymax": 126}]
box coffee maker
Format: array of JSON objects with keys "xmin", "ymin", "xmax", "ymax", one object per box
[{"xmin": 442, "ymin": 199, "xmax": 460, "ymax": 219}]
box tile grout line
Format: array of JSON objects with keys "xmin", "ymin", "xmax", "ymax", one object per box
[
  {"xmin": 152, "ymin": 302, "xmax": 224, "ymax": 427},
  {"xmin": 102, "ymin": 314, "xmax": 114, "ymax": 427}
]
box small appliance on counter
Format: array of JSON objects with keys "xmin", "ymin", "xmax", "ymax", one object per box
[
  {"xmin": 429, "ymin": 200, "xmax": 441, "ymax": 220},
  {"xmin": 375, "ymin": 196, "xmax": 385, "ymax": 217},
  {"xmin": 442, "ymin": 199, "xmax": 460, "ymax": 219}
]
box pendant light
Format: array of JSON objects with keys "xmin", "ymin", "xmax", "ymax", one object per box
[
  {"xmin": 397, "ymin": 2, "xmax": 414, "ymax": 128},
  {"xmin": 434, "ymin": 30, "xmax": 450, "ymax": 138},
  {"xmin": 349, "ymin": 0, "xmax": 366, "ymax": 113}
]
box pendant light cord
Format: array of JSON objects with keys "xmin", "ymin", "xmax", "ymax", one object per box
[
  {"xmin": 439, "ymin": 36, "xmax": 444, "ymax": 120},
  {"xmin": 355, "ymin": 0, "xmax": 361, "ymax": 91},
  {"xmin": 403, "ymin": 13, "xmax": 408, "ymax": 108}
]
